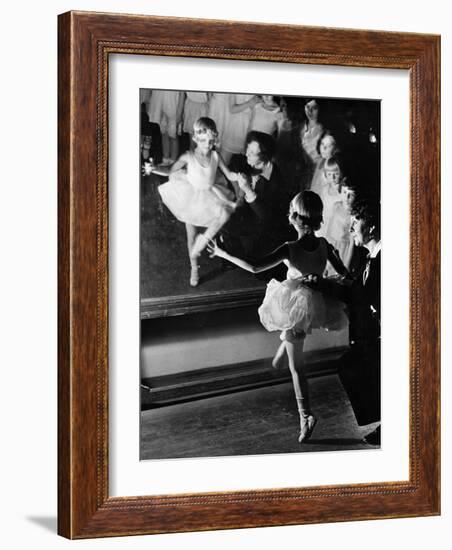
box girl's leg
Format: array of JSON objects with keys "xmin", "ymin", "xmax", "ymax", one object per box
[
  {"xmin": 169, "ymin": 136, "xmax": 179, "ymax": 161},
  {"xmin": 185, "ymin": 223, "xmax": 199, "ymax": 286},
  {"xmin": 161, "ymin": 132, "xmax": 170, "ymax": 161},
  {"xmin": 272, "ymin": 341, "xmax": 287, "ymax": 369},
  {"xmin": 285, "ymin": 335, "xmax": 317, "ymax": 442},
  {"xmin": 190, "ymin": 209, "xmax": 231, "ymax": 258}
]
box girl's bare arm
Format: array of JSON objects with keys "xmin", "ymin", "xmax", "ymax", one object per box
[
  {"xmin": 169, "ymin": 153, "xmax": 189, "ymax": 174},
  {"xmin": 217, "ymin": 154, "xmax": 239, "ymax": 182},
  {"xmin": 229, "ymin": 94, "xmax": 261, "ymax": 114},
  {"xmin": 208, "ymin": 241, "xmax": 289, "ymax": 274},
  {"xmin": 325, "ymin": 240, "xmax": 349, "ymax": 277}
]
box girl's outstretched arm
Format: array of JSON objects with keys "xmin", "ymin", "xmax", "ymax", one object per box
[
  {"xmin": 325, "ymin": 239, "xmax": 349, "ymax": 277},
  {"xmin": 217, "ymin": 154, "xmax": 239, "ymax": 182},
  {"xmin": 208, "ymin": 240, "xmax": 289, "ymax": 274},
  {"xmin": 229, "ymin": 94, "xmax": 261, "ymax": 114},
  {"xmin": 210, "ymin": 185, "xmax": 236, "ymax": 209}
]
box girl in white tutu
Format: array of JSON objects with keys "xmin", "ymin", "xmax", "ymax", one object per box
[
  {"xmin": 158, "ymin": 117, "xmax": 241, "ymax": 286},
  {"xmin": 208, "ymin": 191, "xmax": 349, "ymax": 443}
]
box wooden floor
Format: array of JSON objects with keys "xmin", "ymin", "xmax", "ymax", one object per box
[{"xmin": 140, "ymin": 373, "xmax": 380, "ymax": 460}]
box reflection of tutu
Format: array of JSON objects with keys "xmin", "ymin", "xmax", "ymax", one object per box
[
  {"xmin": 158, "ymin": 170, "xmax": 234, "ymax": 227},
  {"xmin": 258, "ymin": 277, "xmax": 347, "ymax": 335}
]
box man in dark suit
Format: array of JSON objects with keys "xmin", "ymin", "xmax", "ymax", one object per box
[
  {"xmin": 305, "ymin": 194, "xmax": 381, "ymax": 444},
  {"xmin": 341, "ymin": 196, "xmax": 381, "ymax": 445},
  {"xmin": 219, "ymin": 131, "xmax": 292, "ymax": 261}
]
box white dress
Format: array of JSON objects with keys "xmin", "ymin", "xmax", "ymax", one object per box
[
  {"xmin": 208, "ymin": 93, "xmax": 230, "ymax": 145},
  {"xmin": 325, "ymin": 201, "xmax": 354, "ymax": 269},
  {"xmin": 300, "ymin": 121, "xmax": 323, "ymax": 165},
  {"xmin": 249, "ymin": 103, "xmax": 282, "ymax": 135},
  {"xmin": 315, "ymin": 181, "xmax": 341, "ymax": 238},
  {"xmin": 222, "ymin": 94, "xmax": 255, "ymax": 154},
  {"xmin": 147, "ymin": 90, "xmax": 181, "ymax": 124},
  {"xmin": 258, "ymin": 239, "xmax": 348, "ymax": 339},
  {"xmin": 183, "ymin": 92, "xmax": 209, "ymax": 133},
  {"xmin": 158, "ymin": 151, "xmax": 234, "ymax": 227}
]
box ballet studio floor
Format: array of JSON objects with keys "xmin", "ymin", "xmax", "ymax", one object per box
[{"xmin": 140, "ymin": 373, "xmax": 380, "ymax": 460}]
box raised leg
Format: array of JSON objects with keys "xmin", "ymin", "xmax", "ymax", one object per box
[
  {"xmin": 272, "ymin": 341, "xmax": 287, "ymax": 369},
  {"xmin": 190, "ymin": 209, "xmax": 231, "ymax": 259}
]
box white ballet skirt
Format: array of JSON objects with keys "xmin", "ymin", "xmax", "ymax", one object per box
[
  {"xmin": 249, "ymin": 103, "xmax": 282, "ymax": 135},
  {"xmin": 158, "ymin": 150, "xmax": 234, "ymax": 227},
  {"xmin": 258, "ymin": 239, "xmax": 348, "ymax": 339}
]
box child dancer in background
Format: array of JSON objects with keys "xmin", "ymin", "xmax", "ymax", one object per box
[
  {"xmin": 310, "ymin": 131, "xmax": 338, "ymax": 196},
  {"xmin": 207, "ymin": 92, "xmax": 230, "ymax": 146},
  {"xmin": 221, "ymin": 94, "xmax": 261, "ymax": 164},
  {"xmin": 148, "ymin": 90, "xmax": 184, "ymax": 165},
  {"xmin": 208, "ymin": 191, "xmax": 348, "ymax": 442},
  {"xmin": 325, "ymin": 178, "xmax": 356, "ymax": 271},
  {"xmin": 158, "ymin": 117, "xmax": 240, "ymax": 287},
  {"xmin": 275, "ymin": 97, "xmax": 306, "ymax": 195},
  {"xmin": 249, "ymin": 95, "xmax": 283, "ymax": 137},
  {"xmin": 311, "ymin": 135, "xmax": 341, "ymax": 237},
  {"xmin": 183, "ymin": 92, "xmax": 209, "ymax": 146},
  {"xmin": 299, "ymin": 99, "xmax": 324, "ymax": 189}
]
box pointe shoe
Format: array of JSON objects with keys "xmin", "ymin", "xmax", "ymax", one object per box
[
  {"xmin": 298, "ymin": 414, "xmax": 317, "ymax": 443},
  {"xmin": 190, "ymin": 265, "xmax": 199, "ymax": 287},
  {"xmin": 190, "ymin": 234, "xmax": 209, "ymax": 259}
]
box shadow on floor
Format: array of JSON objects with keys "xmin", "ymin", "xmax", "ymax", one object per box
[{"xmin": 26, "ymin": 516, "xmax": 57, "ymax": 534}]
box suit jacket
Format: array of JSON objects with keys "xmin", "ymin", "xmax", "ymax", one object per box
[
  {"xmin": 245, "ymin": 163, "xmax": 289, "ymax": 226},
  {"xmin": 339, "ymin": 249, "xmax": 381, "ymax": 425},
  {"xmin": 227, "ymin": 161, "xmax": 291, "ymax": 239},
  {"xmin": 347, "ymin": 250, "xmax": 381, "ymax": 346}
]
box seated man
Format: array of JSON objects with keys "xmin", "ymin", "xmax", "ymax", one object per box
[{"xmin": 219, "ymin": 131, "xmax": 292, "ymax": 264}]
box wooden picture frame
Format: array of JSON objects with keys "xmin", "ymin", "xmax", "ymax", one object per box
[{"xmin": 58, "ymin": 11, "xmax": 440, "ymax": 538}]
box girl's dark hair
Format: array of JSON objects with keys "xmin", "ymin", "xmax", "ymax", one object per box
[
  {"xmin": 316, "ymin": 130, "xmax": 338, "ymax": 156},
  {"xmin": 324, "ymin": 155, "xmax": 342, "ymax": 171},
  {"xmin": 289, "ymin": 191, "xmax": 323, "ymax": 231},
  {"xmin": 281, "ymin": 96, "xmax": 305, "ymax": 126},
  {"xmin": 245, "ymin": 131, "xmax": 275, "ymax": 163}
]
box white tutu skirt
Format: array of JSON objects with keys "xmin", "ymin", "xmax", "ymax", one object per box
[
  {"xmin": 258, "ymin": 278, "xmax": 348, "ymax": 336},
  {"xmin": 158, "ymin": 171, "xmax": 234, "ymax": 227}
]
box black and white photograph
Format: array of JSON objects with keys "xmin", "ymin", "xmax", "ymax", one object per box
[
  {"xmin": 3, "ymin": 0, "xmax": 447, "ymax": 545},
  {"xmin": 139, "ymin": 89, "xmax": 381, "ymax": 460}
]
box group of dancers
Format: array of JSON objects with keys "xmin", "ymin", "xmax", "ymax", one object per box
[{"xmin": 141, "ymin": 91, "xmax": 381, "ymax": 446}]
